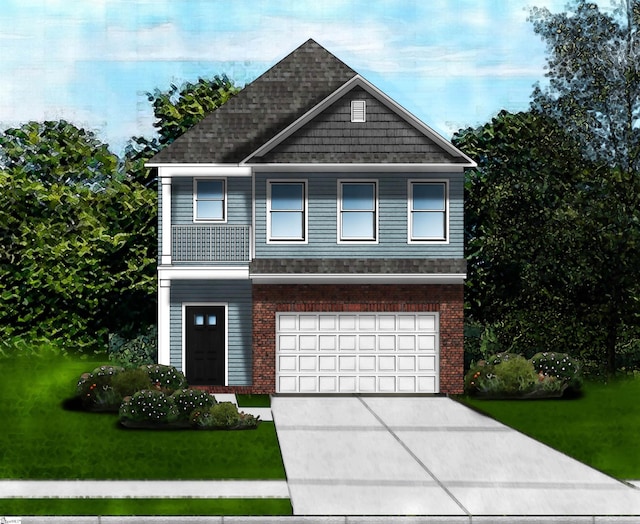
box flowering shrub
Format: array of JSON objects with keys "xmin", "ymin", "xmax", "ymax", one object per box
[
  {"xmin": 76, "ymin": 365, "xmax": 125, "ymax": 410},
  {"xmin": 190, "ymin": 402, "xmax": 260, "ymax": 430},
  {"xmin": 119, "ymin": 390, "xmax": 179, "ymax": 424},
  {"xmin": 531, "ymin": 352, "xmax": 582, "ymax": 392},
  {"xmin": 171, "ymin": 389, "xmax": 216, "ymax": 421},
  {"xmin": 144, "ymin": 364, "xmax": 187, "ymax": 393},
  {"xmin": 465, "ymin": 352, "xmax": 583, "ymax": 398}
]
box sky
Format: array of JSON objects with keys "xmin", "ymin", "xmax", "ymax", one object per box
[{"xmin": 0, "ymin": 0, "xmax": 617, "ymax": 156}]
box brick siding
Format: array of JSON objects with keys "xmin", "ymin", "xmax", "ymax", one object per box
[{"xmin": 251, "ymin": 284, "xmax": 464, "ymax": 395}]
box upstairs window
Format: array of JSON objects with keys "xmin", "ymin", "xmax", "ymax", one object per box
[
  {"xmin": 268, "ymin": 181, "xmax": 307, "ymax": 242},
  {"xmin": 194, "ymin": 179, "xmax": 225, "ymax": 221},
  {"xmin": 339, "ymin": 181, "xmax": 377, "ymax": 242},
  {"xmin": 409, "ymin": 181, "xmax": 448, "ymax": 242}
]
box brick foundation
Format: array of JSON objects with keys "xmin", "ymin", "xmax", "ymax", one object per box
[{"xmin": 251, "ymin": 284, "xmax": 464, "ymax": 395}]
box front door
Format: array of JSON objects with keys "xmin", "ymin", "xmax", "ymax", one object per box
[{"xmin": 185, "ymin": 306, "xmax": 225, "ymax": 385}]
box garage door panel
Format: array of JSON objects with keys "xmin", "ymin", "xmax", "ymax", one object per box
[
  {"xmin": 398, "ymin": 335, "xmax": 415, "ymax": 351},
  {"xmin": 418, "ymin": 335, "xmax": 436, "ymax": 351},
  {"xmin": 319, "ymin": 376, "xmax": 337, "ymax": 393},
  {"xmin": 398, "ymin": 376, "xmax": 416, "ymax": 392},
  {"xmin": 300, "ymin": 335, "xmax": 317, "ymax": 350},
  {"xmin": 276, "ymin": 312, "xmax": 439, "ymax": 394},
  {"xmin": 319, "ymin": 356, "xmax": 337, "ymax": 371},
  {"xmin": 339, "ymin": 335, "xmax": 356, "ymax": 350}
]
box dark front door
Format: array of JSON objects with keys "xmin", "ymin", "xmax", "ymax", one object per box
[{"xmin": 185, "ymin": 306, "xmax": 225, "ymax": 385}]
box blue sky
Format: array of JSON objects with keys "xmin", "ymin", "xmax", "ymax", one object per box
[{"xmin": 0, "ymin": 0, "xmax": 614, "ymax": 155}]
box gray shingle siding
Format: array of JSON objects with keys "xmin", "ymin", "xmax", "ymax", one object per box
[
  {"xmin": 170, "ymin": 280, "xmax": 252, "ymax": 385},
  {"xmin": 254, "ymin": 87, "xmax": 463, "ymax": 164},
  {"xmin": 254, "ymin": 172, "xmax": 463, "ymax": 258}
]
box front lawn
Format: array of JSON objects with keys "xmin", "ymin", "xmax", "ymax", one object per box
[
  {"xmin": 459, "ymin": 376, "xmax": 640, "ymax": 480},
  {"xmin": 0, "ymin": 352, "xmax": 287, "ymax": 480},
  {"xmin": 0, "ymin": 498, "xmax": 292, "ymax": 516}
]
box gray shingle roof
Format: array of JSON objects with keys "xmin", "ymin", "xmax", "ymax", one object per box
[
  {"xmin": 250, "ymin": 258, "xmax": 467, "ymax": 275},
  {"xmin": 149, "ymin": 39, "xmax": 357, "ymax": 164}
]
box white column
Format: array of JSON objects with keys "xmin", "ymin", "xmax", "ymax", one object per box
[
  {"xmin": 157, "ymin": 278, "xmax": 171, "ymax": 365},
  {"xmin": 161, "ymin": 177, "xmax": 172, "ymax": 265}
]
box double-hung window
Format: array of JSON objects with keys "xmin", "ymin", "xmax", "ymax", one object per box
[
  {"xmin": 268, "ymin": 181, "xmax": 307, "ymax": 242},
  {"xmin": 339, "ymin": 181, "xmax": 377, "ymax": 242},
  {"xmin": 194, "ymin": 179, "xmax": 225, "ymax": 221},
  {"xmin": 409, "ymin": 181, "xmax": 448, "ymax": 242}
]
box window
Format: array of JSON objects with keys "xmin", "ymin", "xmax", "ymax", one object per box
[
  {"xmin": 339, "ymin": 181, "xmax": 377, "ymax": 242},
  {"xmin": 409, "ymin": 181, "xmax": 447, "ymax": 241},
  {"xmin": 268, "ymin": 181, "xmax": 306, "ymax": 242},
  {"xmin": 194, "ymin": 179, "xmax": 225, "ymax": 221},
  {"xmin": 351, "ymin": 100, "xmax": 366, "ymax": 122}
]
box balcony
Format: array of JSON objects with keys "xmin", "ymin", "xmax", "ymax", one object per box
[{"xmin": 171, "ymin": 225, "xmax": 251, "ymax": 263}]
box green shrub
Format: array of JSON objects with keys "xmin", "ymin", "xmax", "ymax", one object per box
[
  {"xmin": 171, "ymin": 389, "xmax": 216, "ymax": 421},
  {"xmin": 119, "ymin": 390, "xmax": 179, "ymax": 424},
  {"xmin": 109, "ymin": 326, "xmax": 157, "ymax": 368},
  {"xmin": 111, "ymin": 367, "xmax": 153, "ymax": 398},
  {"xmin": 495, "ymin": 355, "xmax": 537, "ymax": 394},
  {"xmin": 190, "ymin": 402, "xmax": 259, "ymax": 429},
  {"xmin": 144, "ymin": 364, "xmax": 187, "ymax": 393}
]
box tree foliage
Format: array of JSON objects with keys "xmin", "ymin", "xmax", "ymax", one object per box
[
  {"xmin": 0, "ymin": 120, "xmax": 119, "ymax": 188},
  {"xmin": 529, "ymin": 0, "xmax": 640, "ymax": 173},
  {"xmin": 0, "ymin": 168, "xmax": 156, "ymax": 349},
  {"xmin": 524, "ymin": 0, "xmax": 640, "ymax": 374},
  {"xmin": 454, "ymin": 111, "xmax": 598, "ymax": 357},
  {"xmin": 148, "ymin": 74, "xmax": 239, "ymax": 146}
]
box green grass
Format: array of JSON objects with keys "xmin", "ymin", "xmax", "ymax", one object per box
[
  {"xmin": 236, "ymin": 394, "xmax": 271, "ymax": 407},
  {"xmin": 0, "ymin": 498, "xmax": 292, "ymax": 516},
  {"xmin": 459, "ymin": 376, "xmax": 640, "ymax": 480},
  {"xmin": 0, "ymin": 352, "xmax": 287, "ymax": 480}
]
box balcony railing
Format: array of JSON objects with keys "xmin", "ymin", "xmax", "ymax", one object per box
[{"xmin": 171, "ymin": 225, "xmax": 251, "ymax": 263}]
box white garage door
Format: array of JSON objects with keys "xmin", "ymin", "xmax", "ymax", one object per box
[{"xmin": 276, "ymin": 312, "xmax": 439, "ymax": 394}]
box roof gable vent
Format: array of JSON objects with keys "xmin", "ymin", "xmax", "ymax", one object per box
[{"xmin": 350, "ymin": 100, "xmax": 366, "ymax": 122}]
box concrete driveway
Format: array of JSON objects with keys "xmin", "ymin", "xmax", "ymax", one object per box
[{"xmin": 271, "ymin": 395, "xmax": 640, "ymax": 517}]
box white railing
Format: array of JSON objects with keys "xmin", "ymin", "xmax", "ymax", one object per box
[{"xmin": 172, "ymin": 225, "xmax": 251, "ymax": 263}]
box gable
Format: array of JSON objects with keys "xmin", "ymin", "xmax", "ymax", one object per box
[
  {"xmin": 248, "ymin": 86, "xmax": 464, "ymax": 164},
  {"xmin": 149, "ymin": 40, "xmax": 357, "ymax": 165}
]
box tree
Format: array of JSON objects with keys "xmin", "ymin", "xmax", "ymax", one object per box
[
  {"xmin": 0, "ymin": 120, "xmax": 156, "ymax": 349},
  {"xmin": 0, "ymin": 120, "xmax": 119, "ymax": 188},
  {"xmin": 454, "ymin": 110, "xmax": 599, "ymax": 358},
  {"xmin": 529, "ymin": 0, "xmax": 640, "ymax": 173},
  {"xmin": 528, "ymin": 0, "xmax": 640, "ymax": 375}
]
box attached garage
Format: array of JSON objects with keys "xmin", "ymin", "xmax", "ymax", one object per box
[{"xmin": 276, "ymin": 312, "xmax": 439, "ymax": 393}]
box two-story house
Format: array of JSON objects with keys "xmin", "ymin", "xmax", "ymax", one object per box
[{"xmin": 147, "ymin": 39, "xmax": 476, "ymax": 395}]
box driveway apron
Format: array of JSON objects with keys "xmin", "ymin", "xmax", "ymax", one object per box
[{"xmin": 271, "ymin": 395, "xmax": 640, "ymax": 516}]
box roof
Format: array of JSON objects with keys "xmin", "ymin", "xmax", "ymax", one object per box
[
  {"xmin": 148, "ymin": 39, "xmax": 475, "ymax": 166},
  {"xmin": 149, "ymin": 39, "xmax": 357, "ymax": 164}
]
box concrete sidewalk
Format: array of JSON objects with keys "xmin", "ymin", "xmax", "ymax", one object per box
[{"xmin": 272, "ymin": 395, "xmax": 640, "ymax": 517}]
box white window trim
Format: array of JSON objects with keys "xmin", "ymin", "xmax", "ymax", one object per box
[
  {"xmin": 337, "ymin": 179, "xmax": 379, "ymax": 244},
  {"xmin": 193, "ymin": 177, "xmax": 227, "ymax": 223},
  {"xmin": 407, "ymin": 179, "xmax": 450, "ymax": 244},
  {"xmin": 181, "ymin": 302, "xmax": 229, "ymax": 386},
  {"xmin": 266, "ymin": 179, "xmax": 308, "ymax": 244}
]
